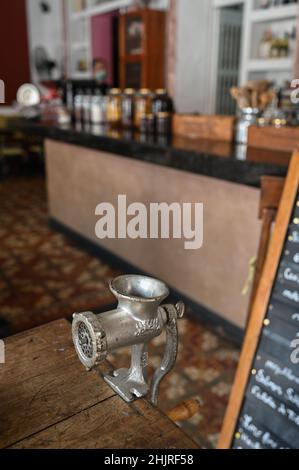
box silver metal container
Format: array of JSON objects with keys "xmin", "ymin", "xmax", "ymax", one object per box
[
  {"xmin": 90, "ymin": 95, "xmax": 108, "ymax": 124},
  {"xmin": 235, "ymin": 107, "xmax": 260, "ymax": 144}
]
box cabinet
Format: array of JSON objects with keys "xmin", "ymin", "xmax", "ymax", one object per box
[{"xmin": 119, "ymin": 8, "xmax": 166, "ymax": 89}]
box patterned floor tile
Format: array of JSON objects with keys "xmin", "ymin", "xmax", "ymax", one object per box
[{"xmin": 0, "ymin": 174, "xmax": 240, "ymax": 448}]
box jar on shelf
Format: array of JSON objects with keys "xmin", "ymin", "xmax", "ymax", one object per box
[
  {"xmin": 134, "ymin": 89, "xmax": 152, "ymax": 129},
  {"xmin": 107, "ymin": 88, "xmax": 122, "ymax": 127},
  {"xmin": 270, "ymin": 38, "xmax": 280, "ymax": 58},
  {"xmin": 152, "ymin": 89, "xmax": 173, "ymax": 116},
  {"xmin": 259, "ymin": 29, "xmax": 272, "ymax": 59},
  {"xmin": 121, "ymin": 88, "xmax": 135, "ymax": 128}
]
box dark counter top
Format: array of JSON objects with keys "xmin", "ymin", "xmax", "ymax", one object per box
[{"xmin": 11, "ymin": 119, "xmax": 291, "ymax": 188}]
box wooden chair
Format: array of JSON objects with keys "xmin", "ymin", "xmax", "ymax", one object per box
[{"xmin": 246, "ymin": 176, "xmax": 285, "ymax": 326}]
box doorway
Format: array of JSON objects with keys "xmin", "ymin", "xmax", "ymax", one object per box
[{"xmin": 215, "ymin": 4, "xmax": 243, "ymax": 115}]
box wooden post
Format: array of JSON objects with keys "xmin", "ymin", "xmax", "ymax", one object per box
[
  {"xmin": 166, "ymin": 0, "xmax": 177, "ymax": 98},
  {"xmin": 294, "ymin": 3, "xmax": 299, "ymax": 78}
]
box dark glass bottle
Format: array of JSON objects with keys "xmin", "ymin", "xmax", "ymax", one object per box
[
  {"xmin": 156, "ymin": 112, "xmax": 172, "ymax": 135},
  {"xmin": 152, "ymin": 89, "xmax": 173, "ymax": 116},
  {"xmin": 121, "ymin": 88, "xmax": 135, "ymax": 128}
]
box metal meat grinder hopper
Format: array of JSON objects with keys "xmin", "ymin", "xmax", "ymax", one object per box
[{"xmin": 72, "ymin": 274, "xmax": 184, "ymax": 405}]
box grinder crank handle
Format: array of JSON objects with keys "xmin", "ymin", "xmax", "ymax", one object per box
[{"xmin": 149, "ymin": 301, "xmax": 185, "ymax": 406}]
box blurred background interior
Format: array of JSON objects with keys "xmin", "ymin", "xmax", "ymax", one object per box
[{"xmin": 0, "ymin": 0, "xmax": 299, "ymax": 448}]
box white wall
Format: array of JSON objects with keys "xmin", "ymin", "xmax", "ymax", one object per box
[
  {"xmin": 26, "ymin": 0, "xmax": 64, "ymax": 83},
  {"xmin": 175, "ymin": 0, "xmax": 217, "ymax": 114}
]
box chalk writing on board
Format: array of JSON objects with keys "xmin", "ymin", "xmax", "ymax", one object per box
[
  {"xmin": 251, "ymin": 385, "xmax": 276, "ymax": 409},
  {"xmin": 265, "ymin": 359, "xmax": 299, "ymax": 385},
  {"xmin": 255, "ymin": 369, "xmax": 283, "ymax": 395},
  {"xmin": 290, "ymin": 338, "xmax": 299, "ymax": 364},
  {"xmin": 283, "ymin": 267, "xmax": 299, "ymax": 285},
  {"xmin": 289, "ymin": 230, "xmax": 299, "ymax": 243},
  {"xmin": 225, "ymin": 170, "xmax": 299, "ymax": 450},
  {"xmin": 282, "ymin": 288, "xmax": 299, "ymax": 303},
  {"xmin": 250, "ymin": 384, "xmax": 299, "ymax": 426},
  {"xmin": 236, "ymin": 414, "xmax": 289, "ymax": 449},
  {"xmin": 285, "ymin": 388, "xmax": 299, "ymax": 408}
]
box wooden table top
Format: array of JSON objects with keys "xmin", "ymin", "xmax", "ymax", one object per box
[{"xmin": 0, "ymin": 319, "xmax": 197, "ymax": 449}]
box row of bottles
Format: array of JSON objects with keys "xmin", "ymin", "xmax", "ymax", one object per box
[{"xmin": 73, "ymin": 87, "xmax": 173, "ymax": 135}]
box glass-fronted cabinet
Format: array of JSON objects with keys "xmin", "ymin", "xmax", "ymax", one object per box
[{"xmin": 119, "ymin": 8, "xmax": 166, "ymax": 89}]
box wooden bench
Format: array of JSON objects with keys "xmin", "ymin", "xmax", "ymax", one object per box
[{"xmin": 0, "ymin": 319, "xmax": 197, "ymax": 449}]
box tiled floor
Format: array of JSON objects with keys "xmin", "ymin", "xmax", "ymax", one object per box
[
  {"xmin": 0, "ymin": 176, "xmax": 121, "ymax": 333},
  {"xmin": 0, "ymin": 175, "xmax": 240, "ymax": 448}
]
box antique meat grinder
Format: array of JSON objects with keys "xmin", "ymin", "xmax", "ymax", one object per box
[{"xmin": 72, "ymin": 274, "xmax": 184, "ymax": 405}]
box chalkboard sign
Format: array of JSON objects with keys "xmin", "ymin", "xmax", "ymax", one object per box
[{"xmin": 218, "ymin": 151, "xmax": 299, "ymax": 449}]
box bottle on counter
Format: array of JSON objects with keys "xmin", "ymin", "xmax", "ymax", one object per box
[
  {"xmin": 82, "ymin": 88, "xmax": 92, "ymax": 123},
  {"xmin": 156, "ymin": 112, "xmax": 172, "ymax": 135},
  {"xmin": 90, "ymin": 89, "xmax": 108, "ymax": 124},
  {"xmin": 134, "ymin": 89, "xmax": 152, "ymax": 129},
  {"xmin": 121, "ymin": 88, "xmax": 135, "ymax": 128},
  {"xmin": 259, "ymin": 29, "xmax": 272, "ymax": 59},
  {"xmin": 140, "ymin": 113, "xmax": 155, "ymax": 134},
  {"xmin": 152, "ymin": 89, "xmax": 173, "ymax": 116},
  {"xmin": 74, "ymin": 88, "xmax": 84, "ymax": 123},
  {"xmin": 66, "ymin": 80, "xmax": 74, "ymax": 118},
  {"xmin": 235, "ymin": 108, "xmax": 260, "ymax": 144},
  {"xmin": 107, "ymin": 88, "xmax": 122, "ymax": 127}
]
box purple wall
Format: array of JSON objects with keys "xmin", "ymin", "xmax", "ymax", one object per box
[{"xmin": 91, "ymin": 12, "xmax": 116, "ymax": 85}]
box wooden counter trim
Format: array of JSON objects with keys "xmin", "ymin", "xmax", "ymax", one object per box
[
  {"xmin": 172, "ymin": 114, "xmax": 235, "ymax": 142},
  {"xmin": 218, "ymin": 151, "xmax": 299, "ymax": 448},
  {"xmin": 248, "ymin": 125, "xmax": 299, "ymax": 153}
]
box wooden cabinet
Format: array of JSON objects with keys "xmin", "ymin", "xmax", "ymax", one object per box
[{"xmin": 119, "ymin": 8, "xmax": 166, "ymax": 89}]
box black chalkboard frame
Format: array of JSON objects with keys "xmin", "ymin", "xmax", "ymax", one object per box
[{"xmin": 218, "ymin": 150, "xmax": 299, "ymax": 449}]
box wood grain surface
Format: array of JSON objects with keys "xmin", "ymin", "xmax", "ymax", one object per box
[
  {"xmin": 0, "ymin": 319, "xmax": 197, "ymax": 449},
  {"xmin": 248, "ymin": 125, "xmax": 299, "ymax": 153},
  {"xmin": 172, "ymin": 114, "xmax": 235, "ymax": 142}
]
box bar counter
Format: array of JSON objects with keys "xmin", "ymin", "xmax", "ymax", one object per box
[
  {"xmin": 11, "ymin": 119, "xmax": 292, "ymax": 340},
  {"xmin": 12, "ymin": 119, "xmax": 290, "ymax": 187}
]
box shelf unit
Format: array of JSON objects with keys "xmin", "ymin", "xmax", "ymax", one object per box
[
  {"xmin": 247, "ymin": 57, "xmax": 293, "ymax": 71},
  {"xmin": 251, "ymin": 3, "xmax": 298, "ymax": 22},
  {"xmin": 240, "ymin": 0, "xmax": 298, "ymax": 85}
]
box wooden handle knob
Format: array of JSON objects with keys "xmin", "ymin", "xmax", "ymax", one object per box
[{"xmin": 167, "ymin": 398, "xmax": 201, "ymax": 422}]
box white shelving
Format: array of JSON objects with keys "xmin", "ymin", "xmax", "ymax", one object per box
[
  {"xmin": 72, "ymin": 70, "xmax": 91, "ymax": 79},
  {"xmin": 70, "ymin": 10, "xmax": 87, "ymax": 20},
  {"xmin": 240, "ymin": 0, "xmax": 298, "ymax": 85},
  {"xmin": 251, "ymin": 3, "xmax": 298, "ymax": 23},
  {"xmin": 247, "ymin": 57, "xmax": 293, "ymax": 71},
  {"xmin": 72, "ymin": 41, "xmax": 90, "ymax": 51}
]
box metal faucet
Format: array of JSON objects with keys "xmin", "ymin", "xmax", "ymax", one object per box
[{"xmin": 72, "ymin": 274, "xmax": 184, "ymax": 405}]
